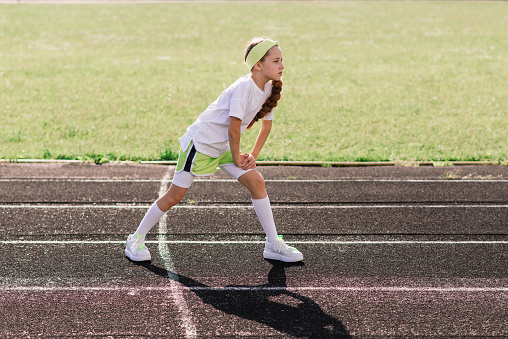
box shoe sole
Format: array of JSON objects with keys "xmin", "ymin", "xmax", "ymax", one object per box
[
  {"xmin": 263, "ymin": 250, "xmax": 303, "ymax": 263},
  {"xmin": 125, "ymin": 248, "xmax": 151, "ymax": 262}
]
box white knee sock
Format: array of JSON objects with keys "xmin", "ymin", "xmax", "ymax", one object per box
[
  {"xmin": 252, "ymin": 196, "xmax": 279, "ymax": 243},
  {"xmin": 133, "ymin": 202, "xmax": 165, "ymax": 241}
]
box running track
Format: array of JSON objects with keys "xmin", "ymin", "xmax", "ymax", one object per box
[{"xmin": 0, "ymin": 163, "xmax": 507, "ymax": 337}]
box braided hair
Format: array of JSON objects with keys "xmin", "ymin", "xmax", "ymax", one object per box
[{"xmin": 244, "ymin": 37, "xmax": 283, "ymax": 130}]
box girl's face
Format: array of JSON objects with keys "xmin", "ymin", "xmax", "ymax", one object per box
[{"xmin": 258, "ymin": 46, "xmax": 284, "ymax": 81}]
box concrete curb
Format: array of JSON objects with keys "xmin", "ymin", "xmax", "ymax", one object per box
[{"xmin": 0, "ymin": 159, "xmax": 503, "ymax": 167}]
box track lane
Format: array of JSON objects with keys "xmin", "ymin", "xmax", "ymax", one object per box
[
  {"xmin": 1, "ymin": 205, "xmax": 507, "ymax": 237},
  {"xmin": 1, "ymin": 164, "xmax": 507, "ymax": 337},
  {"xmin": 1, "ymin": 163, "xmax": 506, "ymax": 180},
  {"xmin": 1, "ymin": 241, "xmax": 506, "ymax": 337},
  {"xmin": 1, "ymin": 180, "xmax": 507, "ymax": 204},
  {"xmin": 1, "ymin": 241, "xmax": 506, "ymax": 288}
]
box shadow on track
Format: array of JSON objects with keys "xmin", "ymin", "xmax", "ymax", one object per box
[{"xmin": 137, "ymin": 261, "xmax": 350, "ymax": 338}]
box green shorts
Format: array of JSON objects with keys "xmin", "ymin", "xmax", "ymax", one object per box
[{"xmin": 175, "ymin": 141, "xmax": 235, "ymax": 176}]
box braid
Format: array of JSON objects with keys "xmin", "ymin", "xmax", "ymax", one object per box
[{"xmin": 247, "ymin": 79, "xmax": 283, "ymax": 130}]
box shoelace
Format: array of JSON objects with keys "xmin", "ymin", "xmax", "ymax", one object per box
[
  {"xmin": 131, "ymin": 236, "xmax": 145, "ymax": 253},
  {"xmin": 273, "ymin": 239, "xmax": 291, "ymax": 255}
]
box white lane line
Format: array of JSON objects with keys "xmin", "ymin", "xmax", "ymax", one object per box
[
  {"xmin": 1, "ymin": 286, "xmax": 507, "ymax": 293},
  {"xmin": 0, "ymin": 205, "xmax": 154, "ymax": 209},
  {"xmin": 0, "ymin": 179, "xmax": 162, "ymax": 183},
  {"xmin": 2, "ymin": 240, "xmax": 507, "ymax": 245},
  {"xmin": 1, "ymin": 204, "xmax": 507, "ymax": 209},
  {"xmin": 197, "ymin": 179, "xmax": 508, "ymax": 183},
  {"xmin": 1, "ymin": 178, "xmax": 506, "ymax": 183},
  {"xmin": 157, "ymin": 169, "xmax": 197, "ymax": 339}
]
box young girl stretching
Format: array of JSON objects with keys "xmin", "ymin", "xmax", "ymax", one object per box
[{"xmin": 125, "ymin": 37, "xmax": 303, "ymax": 263}]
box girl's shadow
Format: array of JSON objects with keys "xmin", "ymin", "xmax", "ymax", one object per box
[{"xmin": 138, "ymin": 260, "xmax": 350, "ymax": 338}]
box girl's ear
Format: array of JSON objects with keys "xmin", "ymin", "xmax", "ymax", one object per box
[{"xmin": 253, "ymin": 61, "xmax": 263, "ymax": 71}]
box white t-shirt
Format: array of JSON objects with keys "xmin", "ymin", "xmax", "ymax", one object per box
[{"xmin": 178, "ymin": 74, "xmax": 274, "ymax": 158}]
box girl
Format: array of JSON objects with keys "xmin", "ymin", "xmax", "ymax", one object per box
[{"xmin": 125, "ymin": 37, "xmax": 303, "ymax": 263}]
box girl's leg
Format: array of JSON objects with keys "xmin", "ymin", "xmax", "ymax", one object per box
[
  {"xmin": 237, "ymin": 169, "xmax": 303, "ymax": 262},
  {"xmin": 217, "ymin": 164, "xmax": 303, "ymax": 262},
  {"xmin": 237, "ymin": 169, "xmax": 267, "ymax": 199},
  {"xmin": 126, "ymin": 171, "xmax": 193, "ymax": 261},
  {"xmin": 238, "ymin": 170, "xmax": 279, "ymax": 243},
  {"xmin": 157, "ymin": 183, "xmax": 189, "ymax": 212},
  {"xmin": 132, "ymin": 183, "xmax": 189, "ymax": 240}
]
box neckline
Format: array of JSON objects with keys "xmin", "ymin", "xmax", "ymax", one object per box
[{"xmin": 248, "ymin": 74, "xmax": 268, "ymax": 94}]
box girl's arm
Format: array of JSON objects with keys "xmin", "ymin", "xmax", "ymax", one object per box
[
  {"xmin": 229, "ymin": 116, "xmax": 264, "ymax": 170},
  {"xmin": 228, "ymin": 117, "xmax": 245, "ymax": 168},
  {"xmin": 251, "ymin": 119, "xmax": 272, "ymax": 160}
]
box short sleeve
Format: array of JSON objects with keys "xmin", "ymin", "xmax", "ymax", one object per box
[
  {"xmin": 229, "ymin": 99, "xmax": 246, "ymax": 121},
  {"xmin": 228, "ymin": 80, "xmax": 250, "ymax": 121},
  {"xmin": 262, "ymin": 109, "xmax": 274, "ymax": 121}
]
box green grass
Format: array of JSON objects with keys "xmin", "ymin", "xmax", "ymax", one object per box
[{"xmin": 1, "ymin": 2, "xmax": 507, "ymax": 162}]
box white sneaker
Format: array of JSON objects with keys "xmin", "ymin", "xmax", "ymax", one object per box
[
  {"xmin": 125, "ymin": 234, "xmax": 151, "ymax": 261},
  {"xmin": 263, "ymin": 236, "xmax": 303, "ymax": 262}
]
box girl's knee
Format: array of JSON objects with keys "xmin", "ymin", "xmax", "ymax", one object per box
[
  {"xmin": 158, "ymin": 185, "xmax": 187, "ymax": 210},
  {"xmin": 158, "ymin": 196, "xmax": 180, "ymax": 212},
  {"xmin": 167, "ymin": 195, "xmax": 184, "ymax": 207},
  {"xmin": 252, "ymin": 174, "xmax": 265, "ymax": 189},
  {"xmin": 243, "ymin": 171, "xmax": 265, "ymax": 191}
]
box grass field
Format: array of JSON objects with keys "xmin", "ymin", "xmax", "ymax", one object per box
[{"xmin": 1, "ymin": 2, "xmax": 507, "ymax": 163}]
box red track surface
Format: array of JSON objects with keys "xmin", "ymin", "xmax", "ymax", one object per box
[{"xmin": 1, "ymin": 163, "xmax": 507, "ymax": 337}]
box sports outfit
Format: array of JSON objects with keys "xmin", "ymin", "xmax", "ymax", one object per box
[
  {"xmin": 172, "ymin": 74, "xmax": 274, "ymax": 188},
  {"xmin": 126, "ymin": 40, "xmax": 303, "ymax": 263}
]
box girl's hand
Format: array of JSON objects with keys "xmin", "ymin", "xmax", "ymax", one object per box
[
  {"xmin": 240, "ymin": 152, "xmax": 257, "ymax": 170},
  {"xmin": 233, "ymin": 152, "xmax": 248, "ymax": 168}
]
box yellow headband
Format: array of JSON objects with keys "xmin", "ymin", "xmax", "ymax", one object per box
[{"xmin": 245, "ymin": 39, "xmax": 278, "ymax": 70}]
